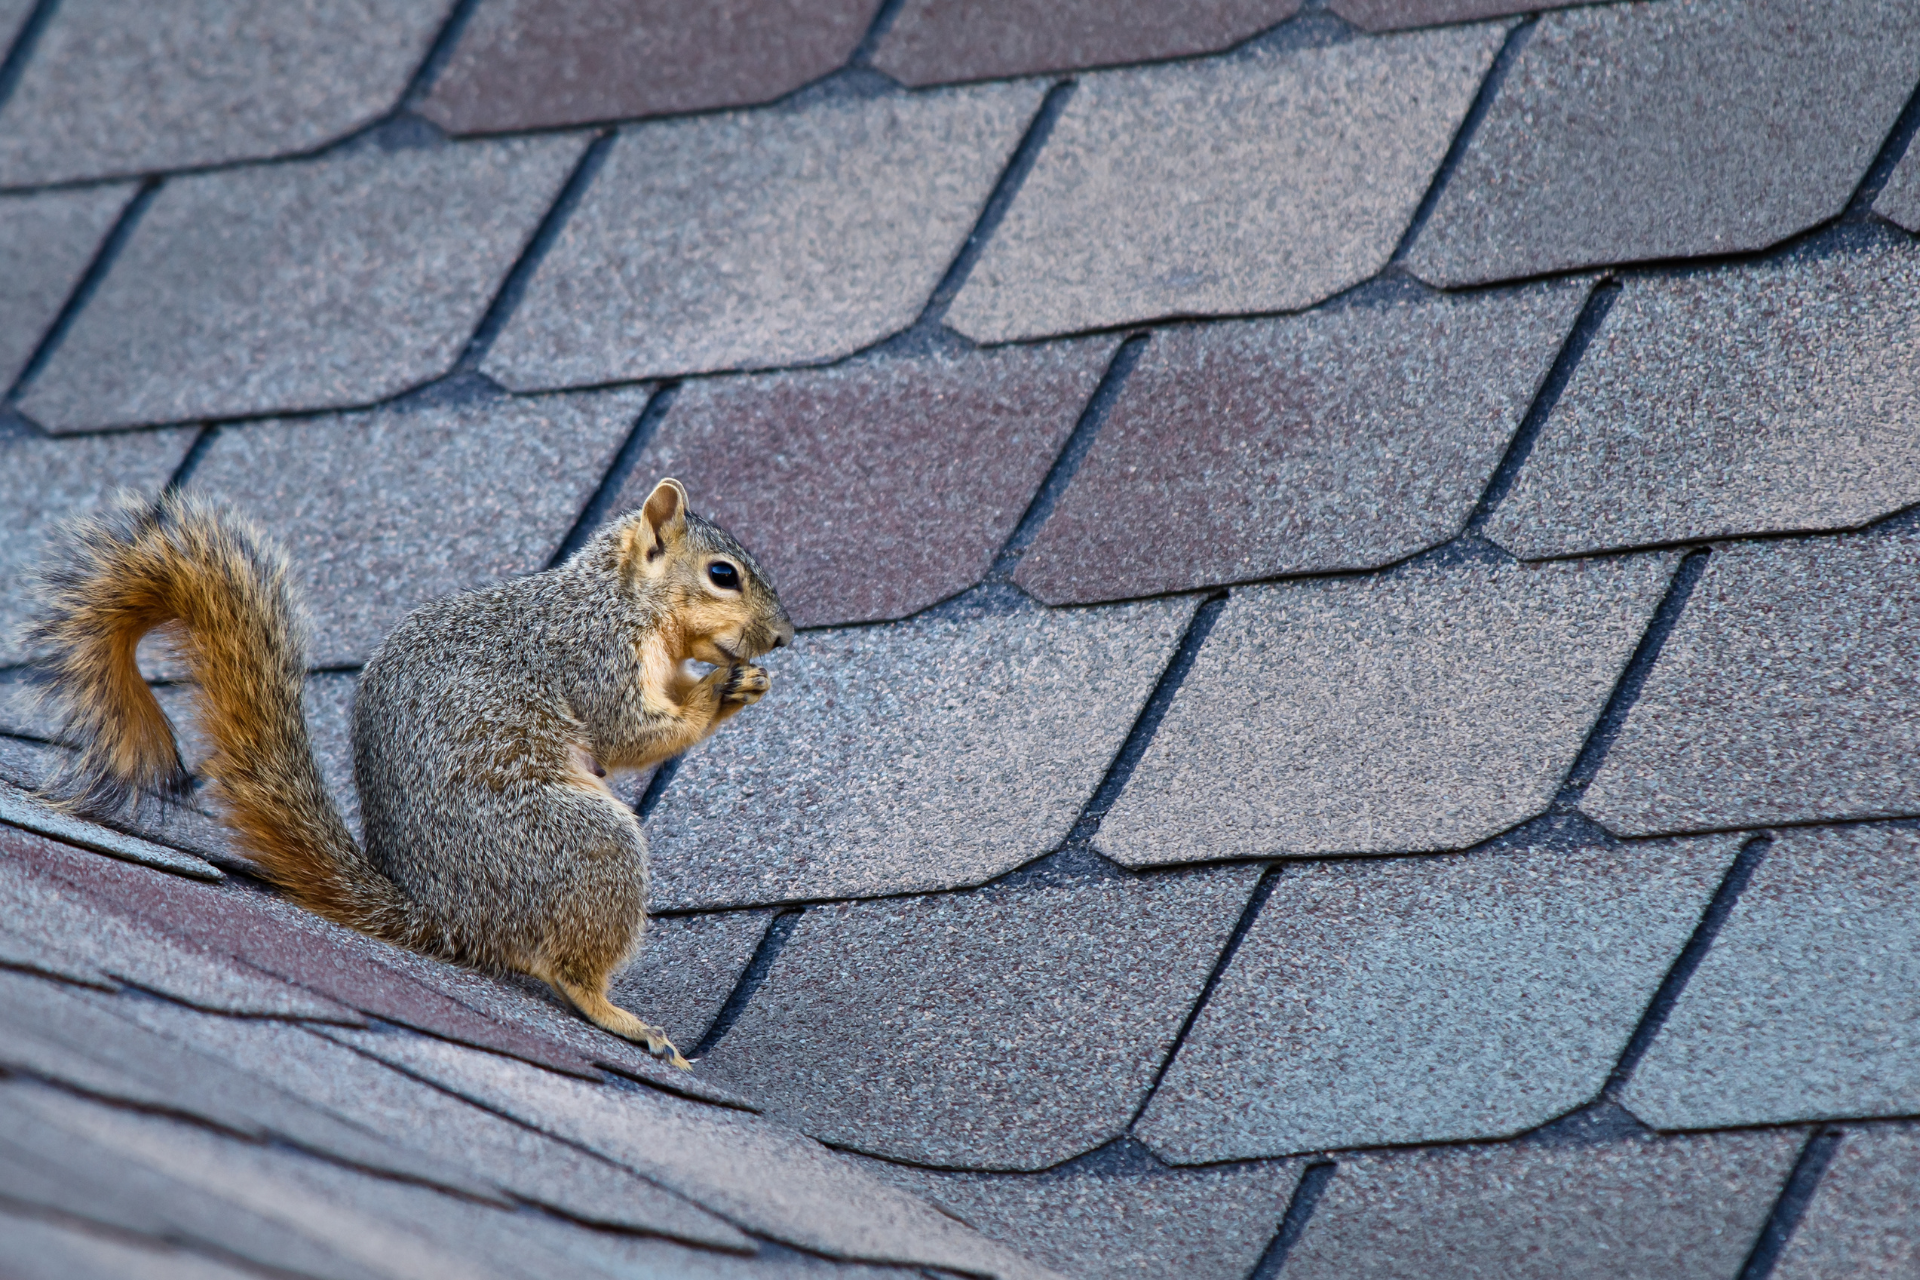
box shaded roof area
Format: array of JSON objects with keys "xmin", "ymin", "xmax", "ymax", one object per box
[{"xmin": 4, "ymin": 0, "xmax": 1920, "ymax": 1276}]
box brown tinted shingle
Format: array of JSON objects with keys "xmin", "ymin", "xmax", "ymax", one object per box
[
  {"xmin": 422, "ymin": 0, "xmax": 883, "ymax": 135},
  {"xmin": 1015, "ymin": 285, "xmax": 1586, "ymax": 605},
  {"xmin": 615, "ymin": 342, "xmax": 1113, "ymax": 628},
  {"xmin": 872, "ymin": 0, "xmax": 1301, "ymax": 86}
]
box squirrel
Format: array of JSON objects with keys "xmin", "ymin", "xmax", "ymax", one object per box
[{"xmin": 27, "ymin": 478, "xmax": 793, "ymax": 1068}]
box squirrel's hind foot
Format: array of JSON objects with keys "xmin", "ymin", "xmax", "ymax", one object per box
[{"xmin": 537, "ymin": 965, "xmax": 693, "ymax": 1070}]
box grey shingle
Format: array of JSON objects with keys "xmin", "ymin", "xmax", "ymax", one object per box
[
  {"xmin": 5, "ymin": 1080, "xmax": 842, "ymax": 1280},
  {"xmin": 1584, "ymin": 534, "xmax": 1920, "ymax": 836},
  {"xmin": 484, "ymin": 86, "xmax": 1044, "ymax": 390},
  {"xmin": 945, "ymin": 27, "xmax": 1504, "ymax": 344},
  {"xmin": 872, "ymin": 0, "xmax": 1302, "ymax": 86},
  {"xmin": 1623, "ymin": 826, "xmax": 1920, "ymax": 1131},
  {"xmin": 1098, "ymin": 554, "xmax": 1675, "ymax": 865},
  {"xmin": 325, "ymin": 1028, "xmax": 1060, "ymax": 1277},
  {"xmin": 860, "ymin": 1149, "xmax": 1301, "ymax": 1280},
  {"xmin": 1488, "ymin": 240, "xmax": 1920, "ymax": 561},
  {"xmin": 647, "ymin": 596, "xmax": 1198, "ymax": 908},
  {"xmin": 1136, "ymin": 836, "xmax": 1735, "ymax": 1163},
  {"xmin": 1406, "ymin": 0, "xmax": 1920, "ymax": 287},
  {"xmin": 179, "ymin": 388, "xmax": 641, "ymax": 666},
  {"xmin": 613, "ymin": 911, "xmax": 772, "ymax": 1049},
  {"xmin": 1874, "ymin": 137, "xmax": 1920, "ymax": 231},
  {"xmin": 0, "ymin": 1209, "xmax": 261, "ymax": 1280},
  {"xmin": 1329, "ymin": 0, "xmax": 1588, "ymax": 31},
  {"xmin": 0, "ymin": 0, "xmax": 31, "ymax": 52},
  {"xmin": 0, "ymin": 422, "xmax": 197, "ymax": 664},
  {"xmin": 0, "ymin": 186, "xmax": 134, "ymax": 390},
  {"xmin": 612, "ymin": 340, "xmax": 1113, "ymax": 628},
  {"xmin": 101, "ymin": 1000, "xmax": 752, "ymax": 1249},
  {"xmin": 0, "ymin": 837, "xmax": 341, "ymax": 1015},
  {"xmin": 421, "ymin": 0, "xmax": 882, "ymax": 134},
  {"xmin": 703, "ymin": 867, "xmax": 1259, "ymax": 1170},
  {"xmin": 0, "ymin": 784, "xmax": 221, "ymax": 881},
  {"xmin": 18, "ymin": 138, "xmax": 586, "ymax": 433},
  {"xmin": 0, "ymin": 0, "xmax": 451, "ymax": 187},
  {"xmin": 1773, "ymin": 1125, "xmax": 1920, "ymax": 1280},
  {"xmin": 1015, "ymin": 284, "xmax": 1587, "ymax": 605},
  {"xmin": 1284, "ymin": 1132, "xmax": 1802, "ymax": 1280}
]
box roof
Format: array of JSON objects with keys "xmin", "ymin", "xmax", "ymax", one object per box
[{"xmin": 3, "ymin": 0, "xmax": 1920, "ymax": 1276}]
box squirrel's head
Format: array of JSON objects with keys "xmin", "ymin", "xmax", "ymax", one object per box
[{"xmin": 614, "ymin": 477, "xmax": 794, "ymax": 663}]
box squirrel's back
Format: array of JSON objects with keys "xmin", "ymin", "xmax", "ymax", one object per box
[{"xmin": 27, "ymin": 492, "xmax": 426, "ymax": 945}]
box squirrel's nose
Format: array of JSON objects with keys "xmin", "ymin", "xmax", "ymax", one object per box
[{"xmin": 771, "ymin": 632, "xmax": 789, "ymax": 650}]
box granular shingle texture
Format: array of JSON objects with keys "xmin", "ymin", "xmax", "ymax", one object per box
[
  {"xmin": 421, "ymin": 0, "xmax": 882, "ymax": 135},
  {"xmin": 1099, "ymin": 554, "xmax": 1676, "ymax": 865},
  {"xmin": 0, "ymin": 423, "xmax": 198, "ymax": 665},
  {"xmin": 862, "ymin": 1149, "xmax": 1301, "ymax": 1280},
  {"xmin": 1137, "ymin": 836, "xmax": 1736, "ymax": 1163},
  {"xmin": 18, "ymin": 137, "xmax": 586, "ymax": 433},
  {"xmin": 1873, "ymin": 138, "xmax": 1920, "ymax": 232},
  {"xmin": 871, "ymin": 0, "xmax": 1301, "ymax": 86},
  {"xmin": 1584, "ymin": 534, "xmax": 1920, "ymax": 836},
  {"xmin": 1406, "ymin": 0, "xmax": 1920, "ymax": 287},
  {"xmin": 646, "ymin": 597, "xmax": 1197, "ymax": 908},
  {"xmin": 1015, "ymin": 284, "xmax": 1587, "ymax": 604},
  {"xmin": 327, "ymin": 1028, "xmax": 1055, "ymax": 1277},
  {"xmin": 0, "ymin": 786, "xmax": 221, "ymax": 882},
  {"xmin": 1488, "ymin": 240, "xmax": 1920, "ymax": 561},
  {"xmin": 945, "ymin": 27, "xmax": 1503, "ymax": 343},
  {"xmin": 703, "ymin": 867, "xmax": 1259, "ymax": 1170},
  {"xmin": 1773, "ymin": 1126, "xmax": 1920, "ymax": 1280},
  {"xmin": 0, "ymin": 0, "xmax": 452, "ymax": 188},
  {"xmin": 611, "ymin": 910, "xmax": 772, "ymax": 1049},
  {"xmin": 0, "ymin": 185, "xmax": 134, "ymax": 390},
  {"xmin": 614, "ymin": 342, "xmax": 1112, "ymax": 628},
  {"xmin": 484, "ymin": 86, "xmax": 1043, "ymax": 390},
  {"xmin": 1329, "ymin": 0, "xmax": 1584, "ymax": 30},
  {"xmin": 1, "ymin": 1209, "xmax": 261, "ymax": 1280},
  {"xmin": 182, "ymin": 388, "xmax": 644, "ymax": 667},
  {"xmin": 1623, "ymin": 826, "xmax": 1920, "ymax": 1131},
  {"xmin": 1284, "ymin": 1133, "xmax": 1803, "ymax": 1280}
]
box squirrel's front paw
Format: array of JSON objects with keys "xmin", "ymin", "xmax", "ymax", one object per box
[{"xmin": 719, "ymin": 662, "xmax": 771, "ymax": 708}]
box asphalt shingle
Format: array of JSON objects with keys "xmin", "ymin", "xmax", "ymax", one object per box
[
  {"xmin": 613, "ymin": 910, "xmax": 772, "ymax": 1049},
  {"xmin": 0, "ymin": 785, "xmax": 221, "ymax": 881},
  {"xmin": 0, "ymin": 0, "xmax": 31, "ymax": 52},
  {"xmin": 102, "ymin": 1000, "xmax": 751, "ymax": 1249},
  {"xmin": 1014, "ymin": 284, "xmax": 1587, "ymax": 605},
  {"xmin": 871, "ymin": 0, "xmax": 1301, "ymax": 86},
  {"xmin": 1623, "ymin": 826, "xmax": 1920, "ymax": 1131},
  {"xmin": 1284, "ymin": 1133, "xmax": 1803, "ymax": 1280},
  {"xmin": 1488, "ymin": 240, "xmax": 1920, "ymax": 561},
  {"xmin": 1137, "ymin": 836, "xmax": 1735, "ymax": 1163},
  {"xmin": 18, "ymin": 137, "xmax": 586, "ymax": 433},
  {"xmin": 1773, "ymin": 1126, "xmax": 1920, "ymax": 1280},
  {"xmin": 647, "ymin": 596, "xmax": 1197, "ymax": 908},
  {"xmin": 422, "ymin": 0, "xmax": 882, "ymax": 134},
  {"xmin": 1873, "ymin": 138, "xmax": 1920, "ymax": 231},
  {"xmin": 0, "ymin": 1209, "xmax": 261, "ymax": 1280},
  {"xmin": 0, "ymin": 0, "xmax": 451, "ymax": 188},
  {"xmin": 181, "ymin": 388, "xmax": 643, "ymax": 667},
  {"xmin": 1583, "ymin": 534, "xmax": 1920, "ymax": 837},
  {"xmin": 1406, "ymin": 0, "xmax": 1920, "ymax": 287},
  {"xmin": 1098, "ymin": 554, "xmax": 1675, "ymax": 865},
  {"xmin": 0, "ymin": 833, "xmax": 343, "ymax": 1016},
  {"xmin": 1329, "ymin": 0, "xmax": 1584, "ymax": 31},
  {"xmin": 484, "ymin": 86, "xmax": 1043, "ymax": 390},
  {"xmin": 0, "ymin": 186, "xmax": 134, "ymax": 390},
  {"xmin": 327, "ymin": 1028, "xmax": 1058, "ymax": 1277},
  {"xmin": 614, "ymin": 342, "xmax": 1112, "ymax": 628},
  {"xmin": 0, "ymin": 422, "xmax": 196, "ymax": 664},
  {"xmin": 944, "ymin": 26, "xmax": 1504, "ymax": 343},
  {"xmin": 703, "ymin": 867, "xmax": 1259, "ymax": 1170},
  {"xmin": 863, "ymin": 1150, "xmax": 1301, "ymax": 1280}
]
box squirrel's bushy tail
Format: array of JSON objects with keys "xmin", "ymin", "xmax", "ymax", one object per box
[{"xmin": 28, "ymin": 492, "xmax": 421, "ymax": 944}]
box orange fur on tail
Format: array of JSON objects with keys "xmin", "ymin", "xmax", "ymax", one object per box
[{"xmin": 27, "ymin": 492, "xmax": 420, "ymax": 944}]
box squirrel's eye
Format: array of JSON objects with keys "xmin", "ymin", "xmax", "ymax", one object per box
[{"xmin": 707, "ymin": 562, "xmax": 741, "ymax": 591}]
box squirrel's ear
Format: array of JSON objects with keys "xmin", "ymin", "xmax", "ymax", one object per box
[{"xmin": 633, "ymin": 478, "xmax": 689, "ymax": 563}]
